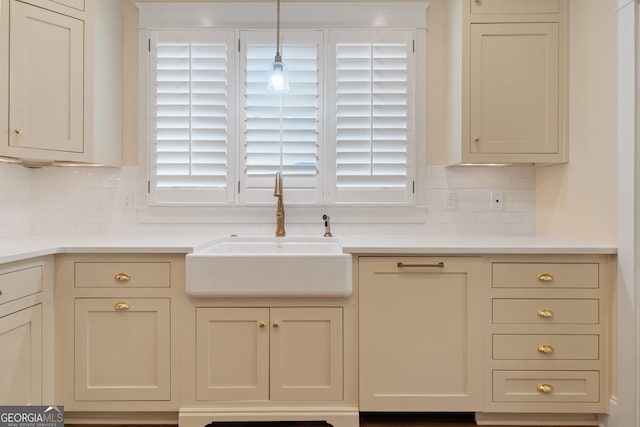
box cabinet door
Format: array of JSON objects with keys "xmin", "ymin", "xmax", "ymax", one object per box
[
  {"xmin": 74, "ymin": 298, "xmax": 171, "ymax": 401},
  {"xmin": 359, "ymin": 257, "xmax": 483, "ymax": 411},
  {"xmin": 196, "ymin": 307, "xmax": 270, "ymax": 401},
  {"xmin": 469, "ymin": 23, "xmax": 559, "ymax": 156},
  {"xmin": 9, "ymin": 0, "xmax": 83, "ymax": 153},
  {"xmin": 0, "ymin": 305, "xmax": 42, "ymax": 405},
  {"xmin": 270, "ymin": 307, "xmax": 343, "ymax": 401}
]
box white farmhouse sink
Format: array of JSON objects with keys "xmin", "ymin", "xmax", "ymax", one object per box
[{"xmin": 186, "ymin": 236, "xmax": 352, "ymax": 298}]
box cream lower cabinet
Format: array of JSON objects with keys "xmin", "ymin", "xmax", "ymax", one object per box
[
  {"xmin": 476, "ymin": 254, "xmax": 611, "ymax": 426},
  {"xmin": 358, "ymin": 256, "xmax": 483, "ymax": 411},
  {"xmin": 195, "ymin": 306, "xmax": 343, "ymax": 402},
  {"xmin": 0, "ymin": 305, "xmax": 42, "ymax": 404},
  {"xmin": 55, "ymin": 254, "xmax": 183, "ymax": 418},
  {"xmin": 74, "ymin": 298, "xmax": 171, "ymax": 401},
  {"xmin": 0, "ymin": 257, "xmax": 53, "ymax": 406}
]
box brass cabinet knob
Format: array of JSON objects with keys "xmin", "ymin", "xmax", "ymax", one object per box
[
  {"xmin": 115, "ymin": 273, "xmax": 131, "ymax": 282},
  {"xmin": 114, "ymin": 301, "xmax": 131, "ymax": 310},
  {"xmin": 537, "ymin": 345, "xmax": 555, "ymax": 354},
  {"xmin": 474, "ymin": 0, "xmax": 481, "ymax": 3},
  {"xmin": 14, "ymin": 128, "xmax": 23, "ymax": 135},
  {"xmin": 537, "ymin": 273, "xmax": 554, "ymax": 282},
  {"xmin": 536, "ymin": 384, "xmax": 554, "ymax": 394},
  {"xmin": 473, "ymin": 136, "xmax": 481, "ymax": 142},
  {"xmin": 259, "ymin": 322, "xmax": 266, "ymax": 328},
  {"xmin": 537, "ymin": 309, "xmax": 554, "ymax": 319},
  {"xmin": 272, "ymin": 321, "xmax": 280, "ymax": 328},
  {"xmin": 0, "ymin": 290, "xmax": 3, "ymax": 297}
]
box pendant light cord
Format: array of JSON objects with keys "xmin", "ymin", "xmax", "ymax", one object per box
[{"xmin": 276, "ymin": 0, "xmax": 281, "ymax": 60}]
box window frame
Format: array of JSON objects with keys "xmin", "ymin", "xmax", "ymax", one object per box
[{"xmin": 137, "ymin": 2, "xmax": 429, "ymax": 219}]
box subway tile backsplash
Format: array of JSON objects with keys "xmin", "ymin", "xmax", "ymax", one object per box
[{"xmin": 0, "ymin": 163, "xmax": 535, "ymax": 236}]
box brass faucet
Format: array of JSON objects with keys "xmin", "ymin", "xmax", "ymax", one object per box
[{"xmin": 274, "ymin": 172, "xmax": 285, "ymax": 237}]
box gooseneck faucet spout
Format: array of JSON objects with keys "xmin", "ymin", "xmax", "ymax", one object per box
[{"xmin": 274, "ymin": 172, "xmax": 286, "ymax": 237}]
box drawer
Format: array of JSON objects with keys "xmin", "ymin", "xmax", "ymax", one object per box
[
  {"xmin": 493, "ymin": 299, "xmax": 599, "ymax": 324},
  {"xmin": 492, "ymin": 263, "xmax": 599, "ymax": 289},
  {"xmin": 75, "ymin": 262, "xmax": 171, "ymax": 288},
  {"xmin": 493, "ymin": 370, "xmax": 599, "ymax": 403},
  {"xmin": 493, "ymin": 334, "xmax": 599, "ymax": 360},
  {"xmin": 0, "ymin": 265, "xmax": 43, "ymax": 304},
  {"xmin": 470, "ymin": 0, "xmax": 560, "ymax": 15}
]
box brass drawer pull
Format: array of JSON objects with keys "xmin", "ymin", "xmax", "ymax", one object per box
[
  {"xmin": 537, "ymin": 309, "xmax": 554, "ymax": 318},
  {"xmin": 537, "ymin": 273, "xmax": 554, "ymax": 282},
  {"xmin": 14, "ymin": 128, "xmax": 23, "ymax": 135},
  {"xmin": 115, "ymin": 273, "xmax": 131, "ymax": 282},
  {"xmin": 114, "ymin": 302, "xmax": 131, "ymax": 310},
  {"xmin": 536, "ymin": 384, "xmax": 554, "ymax": 394},
  {"xmin": 537, "ymin": 345, "xmax": 555, "ymax": 354},
  {"xmin": 259, "ymin": 322, "xmax": 266, "ymax": 328},
  {"xmin": 397, "ymin": 262, "xmax": 445, "ymax": 268},
  {"xmin": 272, "ymin": 321, "xmax": 280, "ymax": 328}
]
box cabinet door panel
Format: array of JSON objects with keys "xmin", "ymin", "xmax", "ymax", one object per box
[
  {"xmin": 270, "ymin": 307, "xmax": 343, "ymax": 401},
  {"xmin": 9, "ymin": 0, "xmax": 83, "ymax": 153},
  {"xmin": 469, "ymin": 23, "xmax": 559, "ymax": 155},
  {"xmin": 359, "ymin": 257, "xmax": 482, "ymax": 411},
  {"xmin": 74, "ymin": 298, "xmax": 171, "ymax": 401},
  {"xmin": 196, "ymin": 307, "xmax": 270, "ymax": 401},
  {"xmin": 0, "ymin": 305, "xmax": 42, "ymax": 405}
]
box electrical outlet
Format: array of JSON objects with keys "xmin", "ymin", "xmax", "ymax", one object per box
[
  {"xmin": 444, "ymin": 191, "xmax": 456, "ymax": 210},
  {"xmin": 491, "ymin": 191, "xmax": 504, "ymax": 211},
  {"xmin": 121, "ymin": 191, "xmax": 133, "ymax": 209}
]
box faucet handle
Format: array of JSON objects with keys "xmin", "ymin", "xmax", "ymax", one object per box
[{"xmin": 323, "ymin": 214, "xmax": 333, "ymax": 237}]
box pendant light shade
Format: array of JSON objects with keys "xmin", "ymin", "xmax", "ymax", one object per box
[{"xmin": 268, "ymin": 0, "xmax": 289, "ymax": 92}]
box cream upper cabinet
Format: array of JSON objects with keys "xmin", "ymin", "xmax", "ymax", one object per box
[
  {"xmin": 469, "ymin": 23, "xmax": 559, "ymax": 157},
  {"xmin": 442, "ymin": 0, "xmax": 568, "ymax": 165},
  {"xmin": 9, "ymin": 0, "xmax": 84, "ymax": 155},
  {"xmin": 1, "ymin": 0, "xmax": 121, "ymax": 166},
  {"xmin": 196, "ymin": 306, "xmax": 343, "ymax": 402},
  {"xmin": 358, "ymin": 257, "xmax": 483, "ymax": 411}
]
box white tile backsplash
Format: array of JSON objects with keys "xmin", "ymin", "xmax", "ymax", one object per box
[{"xmin": 1, "ymin": 163, "xmax": 535, "ymax": 236}]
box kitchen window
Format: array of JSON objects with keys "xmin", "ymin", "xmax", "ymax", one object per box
[{"xmin": 140, "ymin": 2, "xmax": 426, "ymax": 207}]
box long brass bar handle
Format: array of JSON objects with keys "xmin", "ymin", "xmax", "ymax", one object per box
[
  {"xmin": 115, "ymin": 273, "xmax": 131, "ymax": 282},
  {"xmin": 397, "ymin": 262, "xmax": 445, "ymax": 268}
]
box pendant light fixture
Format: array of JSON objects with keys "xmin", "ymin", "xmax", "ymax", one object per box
[{"xmin": 267, "ymin": 0, "xmax": 289, "ymax": 92}]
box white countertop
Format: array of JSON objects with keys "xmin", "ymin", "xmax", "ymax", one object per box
[{"xmin": 0, "ymin": 234, "xmax": 617, "ymax": 264}]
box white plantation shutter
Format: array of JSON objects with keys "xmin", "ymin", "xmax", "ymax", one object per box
[
  {"xmin": 239, "ymin": 30, "xmax": 323, "ymax": 204},
  {"xmin": 327, "ymin": 30, "xmax": 414, "ymax": 204},
  {"xmin": 149, "ymin": 30, "xmax": 235, "ymax": 204}
]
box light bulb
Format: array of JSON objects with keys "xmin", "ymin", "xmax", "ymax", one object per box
[{"xmin": 268, "ymin": 60, "xmax": 289, "ymax": 92}]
